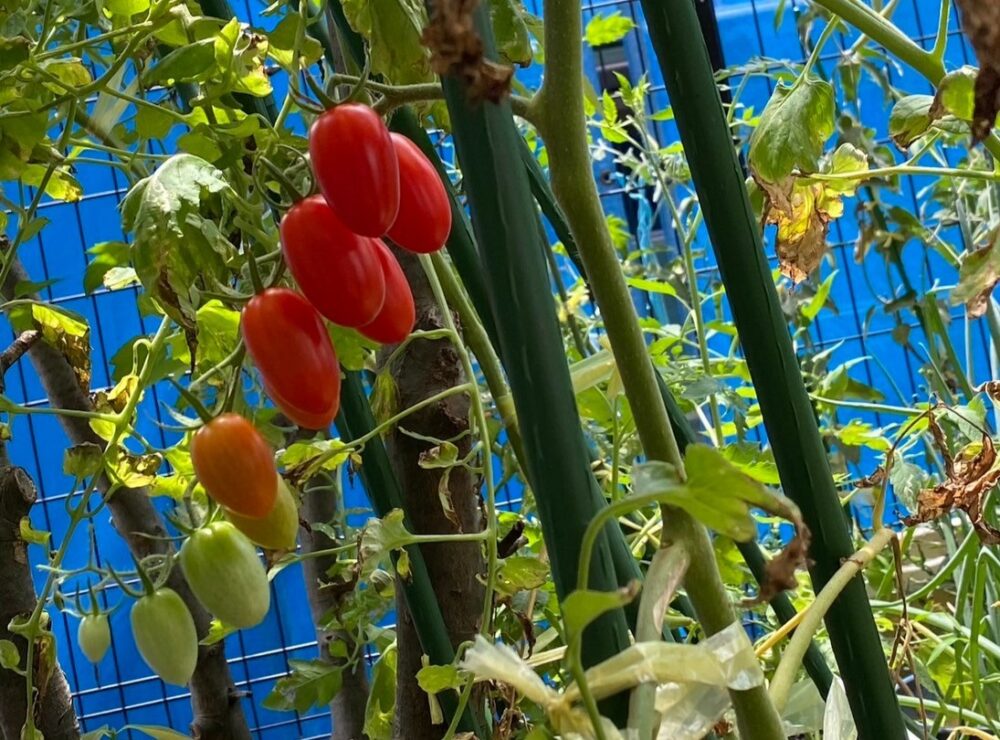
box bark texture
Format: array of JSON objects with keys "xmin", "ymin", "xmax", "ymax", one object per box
[
  {"xmin": 1, "ymin": 255, "xmax": 250, "ymax": 740},
  {"xmin": 300, "ymin": 471, "xmax": 370, "ymax": 740},
  {"xmin": 0, "ymin": 466, "xmax": 80, "ymax": 740},
  {"xmin": 377, "ymin": 248, "xmax": 485, "ymax": 740}
]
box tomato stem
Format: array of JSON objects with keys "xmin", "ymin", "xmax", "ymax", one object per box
[{"xmin": 168, "ymin": 378, "xmax": 214, "ymax": 425}]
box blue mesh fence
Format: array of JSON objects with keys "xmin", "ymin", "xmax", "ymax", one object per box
[{"xmin": 9, "ymin": 0, "xmax": 973, "ymax": 736}]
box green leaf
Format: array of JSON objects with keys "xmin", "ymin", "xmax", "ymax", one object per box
[
  {"xmin": 199, "ymin": 618, "xmax": 237, "ymax": 646},
  {"xmin": 626, "ymin": 276, "xmax": 677, "ymax": 296},
  {"xmin": 952, "ymin": 237, "xmax": 1000, "ymax": 318},
  {"xmin": 84, "ymin": 241, "xmax": 131, "ymax": 294},
  {"xmin": 496, "ymin": 555, "xmax": 549, "ymax": 596},
  {"xmin": 267, "ymin": 12, "xmax": 324, "ymax": 69},
  {"xmin": 720, "ymin": 442, "xmax": 781, "ymax": 485},
  {"xmin": 888, "ymin": 94, "xmax": 934, "ymax": 149},
  {"xmin": 832, "ymin": 419, "xmax": 890, "ymax": 452},
  {"xmin": 263, "ymin": 659, "xmax": 343, "ymax": 713},
  {"xmin": 279, "ymin": 438, "xmax": 350, "ymax": 477},
  {"xmin": 80, "ymin": 727, "xmax": 113, "ymax": 740},
  {"xmin": 63, "ymin": 442, "xmax": 104, "ymax": 478},
  {"xmin": 748, "ymin": 77, "xmax": 835, "ymax": 184},
  {"xmin": 194, "ymin": 300, "xmax": 239, "ymax": 374},
  {"xmin": 328, "ymin": 324, "xmax": 378, "ymax": 371},
  {"xmin": 135, "ymin": 106, "xmax": 178, "ymax": 140},
  {"xmin": 339, "ymin": 0, "xmax": 431, "ymax": 90},
  {"xmin": 39, "ymin": 58, "xmax": 92, "ymax": 91},
  {"xmin": 212, "ymin": 17, "xmax": 271, "ymax": 98},
  {"xmin": 122, "ymin": 154, "xmax": 233, "ymax": 330},
  {"xmin": 635, "ymin": 444, "xmax": 798, "ymax": 540},
  {"xmin": 584, "ymin": 11, "xmax": 636, "ymax": 46},
  {"xmin": 487, "ymin": 0, "xmax": 535, "ymax": 66},
  {"xmin": 889, "ymin": 457, "xmax": 927, "ymax": 511},
  {"xmin": 21, "ymin": 164, "xmax": 82, "ymax": 202},
  {"xmin": 19, "ymin": 517, "xmax": 50, "ymax": 546},
  {"xmin": 0, "ymin": 37, "xmax": 30, "ymax": 72},
  {"xmin": 104, "ymin": 0, "xmax": 151, "ymax": 15},
  {"xmin": 934, "ymin": 67, "xmax": 976, "ymax": 121},
  {"xmin": 144, "ymin": 40, "xmax": 216, "ymax": 85},
  {"xmin": 9, "ymin": 302, "xmax": 91, "ymax": 393},
  {"xmin": 0, "ymin": 639, "xmax": 19, "ymax": 670},
  {"xmin": 416, "ymin": 663, "xmax": 462, "ymax": 694},
  {"xmin": 802, "ymin": 270, "xmax": 837, "ymax": 321},
  {"xmin": 105, "ymin": 447, "xmax": 162, "ymax": 487},
  {"xmin": 364, "ymin": 643, "xmax": 397, "ymax": 739},
  {"xmin": 562, "ymin": 583, "xmax": 640, "ymax": 641},
  {"xmin": 359, "ymin": 509, "xmax": 413, "ymax": 576}
]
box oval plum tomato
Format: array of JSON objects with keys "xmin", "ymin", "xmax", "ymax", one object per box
[
  {"xmin": 130, "ymin": 588, "xmax": 197, "ymax": 686},
  {"xmin": 309, "ymin": 104, "xmax": 399, "ymax": 236},
  {"xmin": 280, "ymin": 195, "xmax": 385, "ymax": 327},
  {"xmin": 359, "ymin": 240, "xmax": 416, "ymax": 345},
  {"xmin": 78, "ymin": 613, "xmax": 110, "ymax": 664},
  {"xmin": 241, "ymin": 288, "xmax": 341, "ymax": 430},
  {"xmin": 225, "ymin": 477, "xmax": 299, "ymax": 551},
  {"xmin": 179, "ymin": 522, "xmax": 270, "ymax": 629},
  {"xmin": 386, "ymin": 134, "xmax": 452, "ymax": 254},
  {"xmin": 191, "ymin": 413, "xmax": 277, "ymax": 518}
]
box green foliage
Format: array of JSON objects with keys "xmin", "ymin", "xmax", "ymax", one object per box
[
  {"xmin": 263, "ymin": 659, "xmax": 343, "ymax": 712},
  {"xmin": 584, "ymin": 12, "xmax": 635, "ymax": 47},
  {"xmin": 749, "ymin": 77, "xmax": 835, "ymax": 184}
]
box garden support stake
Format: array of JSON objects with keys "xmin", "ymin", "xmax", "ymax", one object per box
[{"xmin": 640, "ymin": 0, "xmax": 906, "ymax": 735}]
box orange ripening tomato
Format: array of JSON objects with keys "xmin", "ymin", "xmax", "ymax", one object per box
[
  {"xmin": 309, "ymin": 104, "xmax": 399, "ymax": 237},
  {"xmin": 241, "ymin": 288, "xmax": 341, "ymax": 430},
  {"xmin": 386, "ymin": 133, "xmax": 452, "ymax": 254},
  {"xmin": 191, "ymin": 413, "xmax": 277, "ymax": 518},
  {"xmin": 359, "ymin": 240, "xmax": 416, "ymax": 345},
  {"xmin": 281, "ymin": 195, "xmax": 385, "ymax": 327}
]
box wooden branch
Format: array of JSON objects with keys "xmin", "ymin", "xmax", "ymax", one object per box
[{"xmin": 0, "ymin": 466, "xmax": 80, "ymax": 740}]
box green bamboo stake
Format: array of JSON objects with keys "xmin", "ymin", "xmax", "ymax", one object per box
[
  {"xmin": 640, "ymin": 0, "xmax": 905, "ymax": 735},
  {"xmin": 435, "ymin": 7, "xmax": 633, "ymax": 721}
]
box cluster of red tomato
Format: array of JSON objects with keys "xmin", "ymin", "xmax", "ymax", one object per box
[
  {"xmin": 240, "ymin": 103, "xmax": 452, "ymax": 433},
  {"xmin": 110, "ymin": 107, "xmax": 455, "ymax": 684}
]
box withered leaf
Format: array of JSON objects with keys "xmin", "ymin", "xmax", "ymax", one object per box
[
  {"xmin": 955, "ymin": 0, "xmax": 1000, "ymax": 142},
  {"xmin": 744, "ymin": 515, "xmax": 812, "ymax": 606},
  {"xmin": 952, "ymin": 230, "xmax": 1000, "ymax": 317},
  {"xmin": 422, "ymin": 0, "xmax": 513, "ymax": 103},
  {"xmin": 905, "ymin": 425, "xmax": 1000, "ymax": 544}
]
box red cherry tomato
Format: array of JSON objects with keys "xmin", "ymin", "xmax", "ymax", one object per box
[
  {"xmin": 386, "ymin": 134, "xmax": 452, "ymax": 254},
  {"xmin": 241, "ymin": 288, "xmax": 341, "ymax": 430},
  {"xmin": 309, "ymin": 104, "xmax": 399, "ymax": 237},
  {"xmin": 359, "ymin": 240, "xmax": 416, "ymax": 345},
  {"xmin": 281, "ymin": 195, "xmax": 386, "ymax": 327},
  {"xmin": 191, "ymin": 413, "xmax": 278, "ymax": 518}
]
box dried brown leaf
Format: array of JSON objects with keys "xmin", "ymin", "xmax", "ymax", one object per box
[
  {"xmin": 422, "ymin": 0, "xmax": 513, "ymax": 103},
  {"xmin": 955, "ymin": 0, "xmax": 1000, "ymax": 142},
  {"xmin": 905, "ymin": 430, "xmax": 1000, "ymax": 544}
]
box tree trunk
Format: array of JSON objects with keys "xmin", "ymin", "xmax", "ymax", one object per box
[
  {"xmin": 0, "ymin": 466, "xmax": 80, "ymax": 740},
  {"xmin": 0, "ymin": 256, "xmax": 251, "ymax": 740},
  {"xmin": 377, "ymin": 248, "xmax": 485, "ymax": 740},
  {"xmin": 299, "ymin": 471, "xmax": 370, "ymax": 740}
]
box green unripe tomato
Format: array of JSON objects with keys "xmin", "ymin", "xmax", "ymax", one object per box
[
  {"xmin": 224, "ymin": 477, "xmax": 299, "ymax": 551},
  {"xmin": 77, "ymin": 613, "xmax": 110, "ymax": 664},
  {"xmin": 131, "ymin": 587, "xmax": 197, "ymax": 685},
  {"xmin": 179, "ymin": 521, "xmax": 270, "ymax": 629}
]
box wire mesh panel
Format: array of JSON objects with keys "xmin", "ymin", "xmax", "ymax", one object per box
[{"xmin": 10, "ymin": 0, "xmax": 973, "ymax": 736}]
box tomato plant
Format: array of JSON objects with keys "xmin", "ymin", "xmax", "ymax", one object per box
[
  {"xmin": 179, "ymin": 522, "xmax": 270, "ymax": 629},
  {"xmin": 309, "ymin": 104, "xmax": 399, "ymax": 237},
  {"xmin": 241, "ymin": 288, "xmax": 341, "ymax": 430},
  {"xmin": 77, "ymin": 614, "xmax": 110, "ymax": 664},
  {"xmin": 280, "ymin": 195, "xmax": 386, "ymax": 327},
  {"xmin": 386, "ymin": 134, "xmax": 452, "ymax": 254},
  {"xmin": 225, "ymin": 478, "xmax": 299, "ymax": 551},
  {"xmin": 191, "ymin": 413, "xmax": 278, "ymax": 518},
  {"xmin": 130, "ymin": 588, "xmax": 198, "ymax": 686},
  {"xmin": 359, "ymin": 240, "xmax": 416, "ymax": 345}
]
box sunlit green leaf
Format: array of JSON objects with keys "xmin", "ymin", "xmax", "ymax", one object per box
[{"xmin": 584, "ymin": 11, "xmax": 635, "ymax": 46}]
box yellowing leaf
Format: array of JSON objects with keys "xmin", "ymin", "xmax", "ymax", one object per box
[
  {"xmin": 9, "ymin": 302, "xmax": 91, "ymax": 394},
  {"xmin": 584, "ymin": 12, "xmax": 635, "ymax": 46}
]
